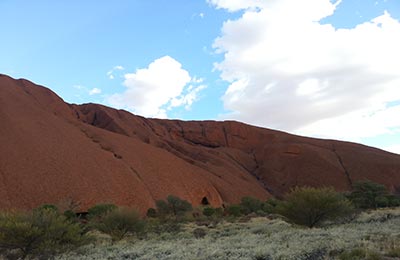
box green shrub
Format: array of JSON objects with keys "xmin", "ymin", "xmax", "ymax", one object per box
[
  {"xmin": 87, "ymin": 203, "xmax": 117, "ymax": 220},
  {"xmin": 254, "ymin": 253, "xmax": 273, "ymax": 260},
  {"xmin": 193, "ymin": 228, "xmax": 207, "ymax": 239},
  {"xmin": 339, "ymin": 248, "xmax": 383, "ymax": 260},
  {"xmin": 386, "ymin": 247, "xmax": 400, "ymax": 257},
  {"xmin": 262, "ymin": 198, "xmax": 280, "ymax": 213},
  {"xmin": 339, "ymin": 248, "xmax": 366, "ymax": 260},
  {"xmin": 226, "ymin": 204, "xmax": 243, "ymax": 217},
  {"xmin": 155, "ymin": 195, "xmax": 192, "ymax": 220},
  {"xmin": 387, "ymin": 194, "xmax": 400, "ymax": 207},
  {"xmin": 166, "ymin": 195, "xmax": 192, "ymax": 217},
  {"xmin": 375, "ymin": 195, "xmax": 389, "ymax": 208},
  {"xmin": 349, "ymin": 180, "xmax": 390, "ymax": 209},
  {"xmin": 277, "ymin": 187, "xmax": 354, "ymax": 228},
  {"xmin": 94, "ymin": 208, "xmax": 145, "ymax": 241},
  {"xmin": 35, "ymin": 204, "xmax": 59, "ymax": 213},
  {"xmin": 215, "ymin": 207, "xmax": 225, "ymax": 217},
  {"xmin": 240, "ymin": 197, "xmax": 263, "ymax": 215},
  {"xmin": 0, "ymin": 209, "xmax": 90, "ymax": 259},
  {"xmin": 155, "ymin": 200, "xmax": 170, "ymax": 217},
  {"xmin": 63, "ymin": 209, "xmax": 78, "ymax": 219},
  {"xmin": 203, "ymin": 207, "xmax": 216, "ymax": 217},
  {"xmin": 146, "ymin": 208, "xmax": 157, "ymax": 218}
]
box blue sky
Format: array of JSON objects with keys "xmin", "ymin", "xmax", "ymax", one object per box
[{"xmin": 1, "ymin": 0, "xmax": 400, "ymax": 154}]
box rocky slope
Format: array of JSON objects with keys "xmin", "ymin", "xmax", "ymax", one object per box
[{"xmin": 1, "ymin": 74, "xmax": 400, "ymax": 212}]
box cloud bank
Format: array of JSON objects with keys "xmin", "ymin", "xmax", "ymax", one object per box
[
  {"xmin": 109, "ymin": 56, "xmax": 205, "ymax": 118},
  {"xmin": 210, "ymin": 0, "xmax": 400, "ymax": 142}
]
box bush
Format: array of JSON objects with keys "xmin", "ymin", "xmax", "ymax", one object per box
[
  {"xmin": 339, "ymin": 248, "xmax": 382, "ymax": 260},
  {"xmin": 277, "ymin": 187, "xmax": 354, "ymax": 228},
  {"xmin": 349, "ymin": 180, "xmax": 391, "ymax": 209},
  {"xmin": 87, "ymin": 203, "xmax": 117, "ymax": 220},
  {"xmin": 155, "ymin": 195, "xmax": 192, "ymax": 220},
  {"xmin": 94, "ymin": 208, "xmax": 145, "ymax": 241},
  {"xmin": 155, "ymin": 200, "xmax": 170, "ymax": 217},
  {"xmin": 214, "ymin": 207, "xmax": 224, "ymax": 218},
  {"xmin": 386, "ymin": 247, "xmax": 400, "ymax": 257},
  {"xmin": 193, "ymin": 228, "xmax": 207, "ymax": 239},
  {"xmin": 146, "ymin": 208, "xmax": 157, "ymax": 218},
  {"xmin": 240, "ymin": 197, "xmax": 263, "ymax": 215},
  {"xmin": 226, "ymin": 204, "xmax": 243, "ymax": 217},
  {"xmin": 0, "ymin": 209, "xmax": 90, "ymax": 259},
  {"xmin": 203, "ymin": 207, "xmax": 216, "ymax": 217},
  {"xmin": 262, "ymin": 198, "xmax": 280, "ymax": 213},
  {"xmin": 35, "ymin": 204, "xmax": 58, "ymax": 212},
  {"xmin": 63, "ymin": 210, "xmax": 78, "ymax": 222},
  {"xmin": 387, "ymin": 195, "xmax": 400, "ymax": 207}
]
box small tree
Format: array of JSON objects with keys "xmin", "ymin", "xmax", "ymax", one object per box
[
  {"xmin": 167, "ymin": 195, "xmax": 192, "ymax": 218},
  {"xmin": 0, "ymin": 209, "xmax": 90, "ymax": 258},
  {"xmin": 155, "ymin": 200, "xmax": 171, "ymax": 218},
  {"xmin": 349, "ymin": 180, "xmax": 391, "ymax": 209},
  {"xmin": 277, "ymin": 187, "xmax": 354, "ymax": 228},
  {"xmin": 94, "ymin": 208, "xmax": 145, "ymax": 241},
  {"xmin": 155, "ymin": 195, "xmax": 192, "ymax": 220}
]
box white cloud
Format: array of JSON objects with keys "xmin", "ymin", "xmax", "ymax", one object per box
[
  {"xmin": 211, "ymin": 0, "xmax": 400, "ymax": 144},
  {"xmin": 73, "ymin": 85, "xmax": 102, "ymax": 97},
  {"xmin": 89, "ymin": 88, "xmax": 102, "ymax": 95},
  {"xmin": 108, "ymin": 56, "xmax": 204, "ymax": 118},
  {"xmin": 169, "ymin": 84, "xmax": 207, "ymax": 110},
  {"xmin": 107, "ymin": 65, "xmax": 125, "ymax": 80},
  {"xmin": 383, "ymin": 144, "xmax": 400, "ymax": 155},
  {"xmin": 207, "ymin": 0, "xmax": 267, "ymax": 12}
]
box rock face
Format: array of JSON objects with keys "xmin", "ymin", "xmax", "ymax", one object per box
[{"xmin": 1, "ymin": 74, "xmax": 400, "ymax": 213}]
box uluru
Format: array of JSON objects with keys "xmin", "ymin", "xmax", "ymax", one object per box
[{"xmin": 1, "ymin": 73, "xmax": 400, "ymax": 213}]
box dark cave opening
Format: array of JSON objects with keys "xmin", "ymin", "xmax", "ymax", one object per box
[{"xmin": 201, "ymin": 196, "xmax": 209, "ymax": 205}]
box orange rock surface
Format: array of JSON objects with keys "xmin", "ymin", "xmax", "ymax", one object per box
[{"xmin": 1, "ymin": 74, "xmax": 400, "ymax": 213}]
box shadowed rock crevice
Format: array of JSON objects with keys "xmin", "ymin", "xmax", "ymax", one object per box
[
  {"xmin": 79, "ymin": 127, "xmax": 122, "ymax": 160},
  {"xmin": 74, "ymin": 105, "xmax": 128, "ymax": 137},
  {"xmin": 250, "ymin": 152, "xmax": 275, "ymax": 195},
  {"xmin": 128, "ymin": 166, "xmax": 156, "ymax": 202},
  {"xmin": 331, "ymin": 143, "xmax": 353, "ymax": 188},
  {"xmin": 222, "ymin": 126, "xmax": 229, "ymax": 147}
]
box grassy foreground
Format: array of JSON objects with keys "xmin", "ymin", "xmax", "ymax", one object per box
[{"xmin": 56, "ymin": 208, "xmax": 400, "ymax": 260}]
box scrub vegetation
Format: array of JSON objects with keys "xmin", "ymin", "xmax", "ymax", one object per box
[{"xmin": 0, "ymin": 180, "xmax": 399, "ymax": 260}]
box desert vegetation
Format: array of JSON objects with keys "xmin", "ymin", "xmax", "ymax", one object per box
[{"xmin": 1, "ymin": 180, "xmax": 399, "ymax": 259}]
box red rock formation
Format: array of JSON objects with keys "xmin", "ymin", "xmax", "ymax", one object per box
[{"xmin": 1, "ymin": 74, "xmax": 400, "ymax": 213}]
